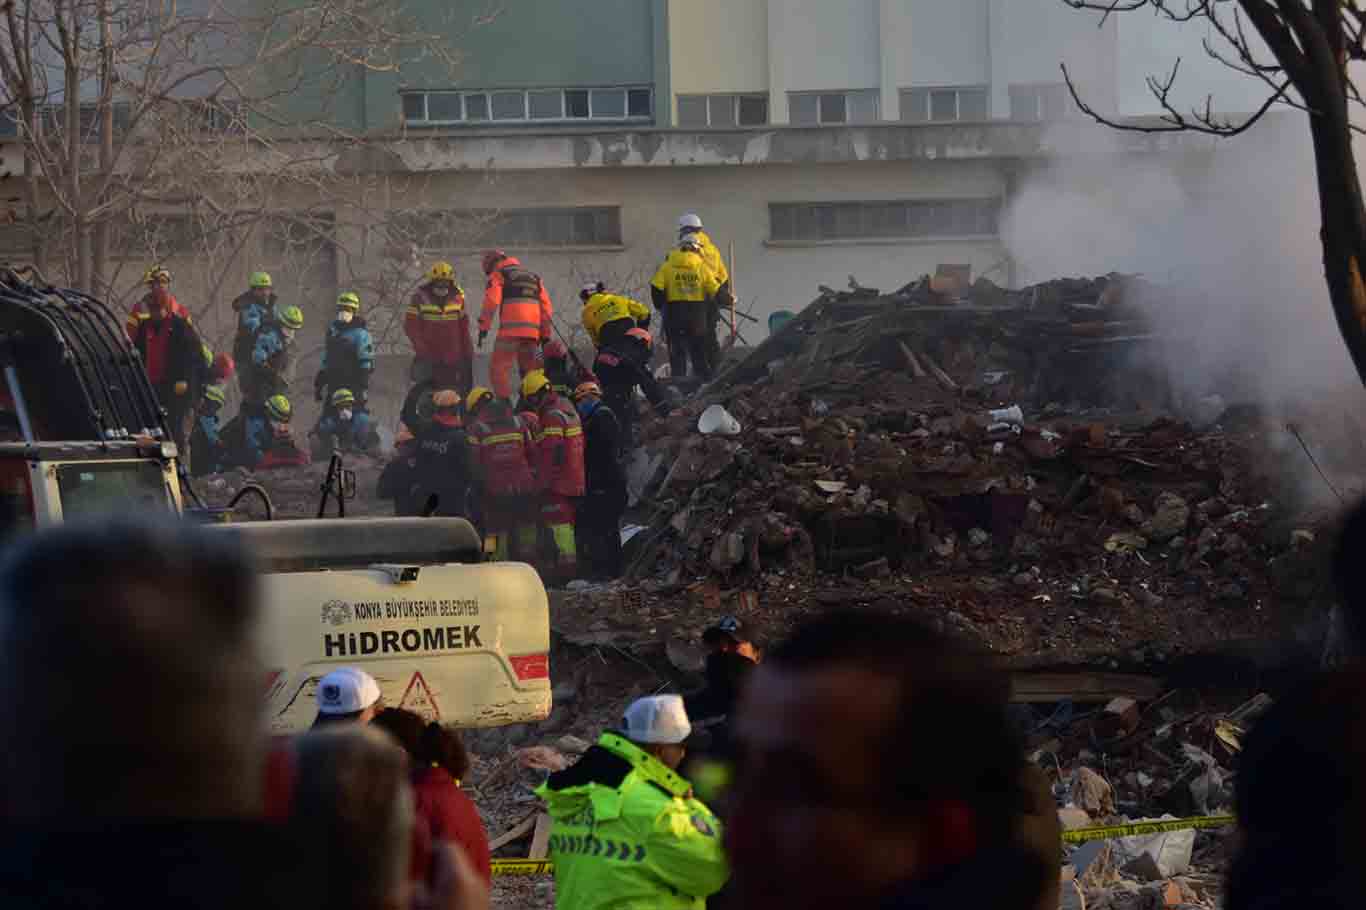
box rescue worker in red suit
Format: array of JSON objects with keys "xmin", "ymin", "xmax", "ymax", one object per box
[
  {"xmin": 131, "ymin": 273, "xmax": 204, "ymax": 469},
  {"xmin": 477, "ymin": 250, "xmax": 553, "ymax": 400},
  {"xmin": 465, "ymin": 386, "xmax": 539, "ymax": 562},
  {"xmin": 541, "ymin": 341, "xmax": 581, "ymax": 399},
  {"xmin": 521, "ymin": 369, "xmax": 586, "ymax": 583},
  {"xmin": 405, "ymin": 261, "xmax": 474, "ymax": 395},
  {"xmin": 125, "ymin": 265, "xmax": 190, "ymax": 342},
  {"xmin": 593, "ymin": 328, "xmax": 671, "ymax": 447}
]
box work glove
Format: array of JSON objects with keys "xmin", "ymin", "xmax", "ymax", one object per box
[
  {"xmin": 478, "ymin": 330, "xmax": 487, "ymax": 349},
  {"xmin": 173, "ymin": 381, "xmax": 188, "ymax": 396}
]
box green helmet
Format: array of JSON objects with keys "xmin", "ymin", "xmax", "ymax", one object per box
[
  {"xmin": 203, "ymin": 384, "xmax": 227, "ymax": 407},
  {"xmin": 277, "ymin": 305, "xmax": 304, "ymax": 331},
  {"xmin": 250, "ymin": 271, "xmax": 273, "ymax": 289},
  {"xmin": 264, "ymin": 395, "xmax": 292, "ymax": 422},
  {"xmin": 336, "ymin": 291, "xmax": 361, "ymax": 312},
  {"xmin": 331, "ymin": 388, "xmax": 356, "ymax": 408}
]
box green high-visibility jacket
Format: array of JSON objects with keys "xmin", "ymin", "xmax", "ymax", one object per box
[{"xmin": 535, "ymin": 732, "xmax": 729, "ymax": 909}]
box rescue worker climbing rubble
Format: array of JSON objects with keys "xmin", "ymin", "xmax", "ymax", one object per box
[
  {"xmin": 677, "ymin": 213, "xmax": 732, "ymax": 369},
  {"xmin": 406, "ymin": 261, "xmax": 474, "ymax": 395},
  {"xmin": 477, "ymin": 250, "xmax": 553, "ymax": 400},
  {"xmin": 541, "ymin": 341, "xmax": 579, "ymax": 399},
  {"xmin": 522, "ymin": 369, "xmax": 585, "ymax": 582},
  {"xmin": 315, "ymin": 292, "xmax": 374, "ymax": 408},
  {"xmin": 465, "ymin": 386, "xmax": 539, "ymax": 561},
  {"xmin": 125, "ymin": 266, "xmax": 190, "ymax": 342},
  {"xmin": 593, "ymin": 327, "xmax": 671, "ymax": 446},
  {"xmin": 537, "ymin": 694, "xmax": 728, "ymax": 910},
  {"xmin": 651, "ymin": 238, "xmax": 727, "ymax": 380},
  {"xmin": 580, "ymin": 281, "xmax": 651, "ymax": 350},
  {"xmin": 230, "ymin": 271, "xmax": 276, "ymax": 386},
  {"xmin": 573, "ymin": 380, "xmax": 628, "ymax": 580}
]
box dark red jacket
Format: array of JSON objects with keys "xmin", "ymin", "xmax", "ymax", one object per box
[{"xmin": 412, "ymin": 766, "xmax": 491, "ymax": 885}]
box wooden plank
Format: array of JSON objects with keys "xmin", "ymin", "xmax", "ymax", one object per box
[
  {"xmin": 918, "ymin": 350, "xmax": 959, "ymax": 392},
  {"xmin": 528, "ymin": 812, "xmax": 553, "ymax": 860},
  {"xmin": 1009, "ymin": 670, "xmax": 1164, "ymax": 704},
  {"xmin": 489, "ymin": 811, "xmax": 539, "ymax": 851},
  {"xmin": 897, "ymin": 341, "xmax": 927, "ymax": 379}
]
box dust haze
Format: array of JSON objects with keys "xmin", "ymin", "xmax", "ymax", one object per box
[{"xmin": 1001, "ymin": 114, "xmax": 1366, "ymax": 501}]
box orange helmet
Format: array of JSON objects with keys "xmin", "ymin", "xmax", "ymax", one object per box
[
  {"xmin": 481, "ymin": 250, "xmax": 507, "ymax": 274},
  {"xmin": 432, "ymin": 389, "xmax": 462, "ymax": 427},
  {"xmin": 212, "ymin": 352, "xmax": 236, "ymax": 381},
  {"xmin": 573, "ymin": 381, "xmax": 602, "ymax": 401},
  {"xmin": 626, "ymin": 327, "xmax": 653, "ymax": 349}
]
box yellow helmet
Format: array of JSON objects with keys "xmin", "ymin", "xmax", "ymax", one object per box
[
  {"xmin": 336, "ymin": 291, "xmax": 360, "ymax": 312},
  {"xmin": 203, "ymin": 385, "xmax": 227, "ymax": 407},
  {"xmin": 330, "ymin": 388, "xmax": 356, "ymax": 408},
  {"xmin": 264, "ymin": 395, "xmax": 292, "ymax": 422},
  {"xmin": 428, "ymin": 261, "xmax": 455, "ymax": 282},
  {"xmin": 146, "ymin": 265, "xmax": 171, "ymax": 285},
  {"xmin": 520, "ymin": 369, "xmax": 550, "ymax": 400},
  {"xmin": 466, "ymin": 386, "xmax": 494, "ymax": 413}
]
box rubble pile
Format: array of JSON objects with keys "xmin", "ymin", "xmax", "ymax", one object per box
[{"xmin": 624, "ymin": 275, "xmax": 1330, "ymax": 656}]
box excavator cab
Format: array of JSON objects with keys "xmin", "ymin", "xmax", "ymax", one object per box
[{"xmin": 0, "ymin": 272, "xmax": 183, "ymax": 537}]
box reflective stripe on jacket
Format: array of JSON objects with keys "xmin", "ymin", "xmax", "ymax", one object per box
[
  {"xmin": 477, "ymin": 257, "xmax": 553, "ymax": 341},
  {"xmin": 536, "ymin": 733, "xmax": 728, "ymax": 910},
  {"xmin": 466, "ymin": 401, "xmax": 538, "ymax": 497},
  {"xmin": 406, "ymin": 285, "xmax": 474, "ymax": 366},
  {"xmin": 535, "ymin": 392, "xmax": 586, "ymax": 498}
]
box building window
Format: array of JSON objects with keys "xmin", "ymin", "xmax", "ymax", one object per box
[
  {"xmin": 676, "ymin": 93, "xmax": 770, "ymax": 128},
  {"xmin": 401, "ymin": 87, "xmax": 653, "ymax": 126},
  {"xmin": 901, "ymin": 86, "xmax": 989, "ymax": 123},
  {"xmin": 788, "ymin": 89, "xmax": 879, "ymax": 126},
  {"xmin": 769, "ymin": 199, "xmax": 1000, "ymax": 242},
  {"xmin": 1008, "ymin": 83, "xmax": 1071, "ymax": 121},
  {"xmin": 391, "ymin": 206, "xmax": 623, "ymax": 250}
]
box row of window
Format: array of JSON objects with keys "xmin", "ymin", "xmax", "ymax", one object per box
[
  {"xmin": 401, "ymin": 87, "xmax": 652, "ymax": 126},
  {"xmin": 404, "ymin": 83, "xmax": 1072, "ymax": 130}
]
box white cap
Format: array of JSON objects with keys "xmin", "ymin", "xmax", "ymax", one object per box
[
  {"xmin": 316, "ymin": 667, "xmax": 382, "ymax": 715},
  {"xmin": 678, "ymin": 213, "xmax": 703, "ymax": 231},
  {"xmin": 581, "ymin": 282, "xmax": 602, "ymax": 296},
  {"xmin": 622, "ymin": 694, "xmax": 692, "ymax": 745}
]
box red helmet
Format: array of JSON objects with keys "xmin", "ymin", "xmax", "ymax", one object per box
[
  {"xmin": 543, "ymin": 340, "xmax": 567, "ymax": 361},
  {"xmin": 212, "ymin": 352, "xmax": 236, "ymax": 381},
  {"xmin": 626, "ymin": 327, "xmax": 653, "ymax": 349},
  {"xmin": 481, "ymin": 250, "xmax": 507, "ymax": 274}
]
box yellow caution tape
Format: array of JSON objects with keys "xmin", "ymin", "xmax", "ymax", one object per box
[
  {"xmin": 1062, "ymin": 814, "xmax": 1235, "ymax": 844},
  {"xmin": 491, "ymin": 859, "xmax": 555, "ymax": 877},
  {"xmin": 492, "ymin": 814, "xmax": 1238, "ymax": 875}
]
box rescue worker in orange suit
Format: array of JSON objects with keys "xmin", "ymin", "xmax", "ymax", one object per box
[
  {"xmin": 131, "ymin": 273, "xmax": 205, "ymax": 469},
  {"xmin": 465, "ymin": 386, "xmax": 540, "ymax": 561},
  {"xmin": 650, "ymin": 238, "xmax": 729, "ymax": 380},
  {"xmin": 405, "ymin": 262, "xmax": 474, "ymax": 395},
  {"xmin": 477, "ymin": 250, "xmax": 553, "ymax": 400},
  {"xmin": 572, "ymin": 381, "xmax": 628, "ymax": 580},
  {"xmin": 593, "ymin": 327, "xmax": 671, "ymax": 446},
  {"xmin": 125, "ymin": 265, "xmax": 190, "ymax": 342},
  {"xmin": 413, "ymin": 389, "xmax": 471, "ymax": 518},
  {"xmin": 521, "ymin": 369, "xmax": 585, "ymax": 582},
  {"xmin": 580, "ymin": 282, "xmax": 651, "ymax": 351}
]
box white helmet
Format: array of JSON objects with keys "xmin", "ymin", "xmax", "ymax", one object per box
[
  {"xmin": 622, "ymin": 694, "xmax": 692, "ymax": 745},
  {"xmin": 677, "ymin": 213, "xmax": 703, "ymax": 232}
]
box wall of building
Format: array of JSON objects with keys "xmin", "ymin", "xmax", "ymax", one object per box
[
  {"xmin": 988, "ymin": 0, "xmax": 1118, "ymax": 117},
  {"xmin": 906, "ymin": 0, "xmax": 989, "ymax": 94},
  {"xmin": 668, "ymin": 0, "xmax": 769, "ymax": 102},
  {"xmin": 767, "ymin": 0, "xmax": 882, "ymax": 122},
  {"xmin": 354, "ymin": 158, "xmax": 1008, "ymax": 335}
]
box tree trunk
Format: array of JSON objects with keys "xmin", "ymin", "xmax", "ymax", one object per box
[{"xmin": 91, "ymin": 0, "xmax": 113, "ymax": 297}]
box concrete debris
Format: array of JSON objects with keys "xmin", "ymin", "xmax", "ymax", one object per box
[
  {"xmin": 1071, "ymin": 767, "xmax": 1116, "ymax": 817},
  {"xmin": 1115, "ymin": 819, "xmax": 1196, "ymax": 881}
]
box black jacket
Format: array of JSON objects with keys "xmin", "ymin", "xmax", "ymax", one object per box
[
  {"xmin": 414, "ymin": 422, "xmax": 470, "ymax": 517},
  {"xmin": 578, "ymin": 399, "xmax": 625, "ymax": 495}
]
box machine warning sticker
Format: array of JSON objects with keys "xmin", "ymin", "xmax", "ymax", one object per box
[
  {"xmin": 320, "ymin": 598, "xmax": 480, "ymax": 625},
  {"xmin": 322, "ymin": 625, "xmax": 483, "ymax": 658},
  {"xmin": 399, "ymin": 670, "xmax": 441, "ymax": 721}
]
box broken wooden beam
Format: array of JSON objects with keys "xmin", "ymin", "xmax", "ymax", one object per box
[
  {"xmin": 897, "ymin": 341, "xmax": 928, "ymax": 379},
  {"xmin": 1009, "ymin": 670, "xmax": 1164, "ymax": 704},
  {"xmin": 919, "ymin": 350, "xmax": 959, "ymax": 392},
  {"xmin": 489, "ymin": 811, "xmax": 539, "ymax": 851}
]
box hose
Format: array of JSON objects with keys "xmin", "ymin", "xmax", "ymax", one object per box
[{"xmin": 227, "ymin": 482, "xmax": 274, "ymax": 521}]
